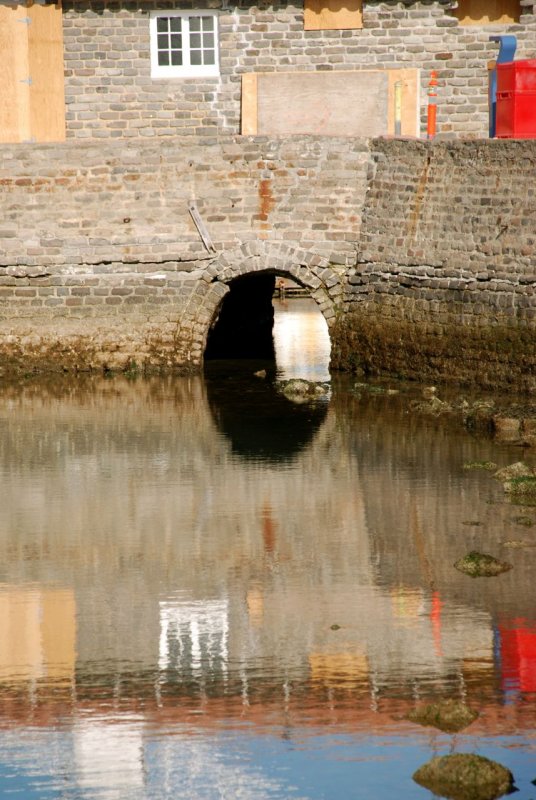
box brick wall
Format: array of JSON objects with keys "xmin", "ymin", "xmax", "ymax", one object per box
[
  {"xmin": 0, "ymin": 137, "xmax": 534, "ymax": 387},
  {"xmin": 62, "ymin": 0, "xmax": 536, "ymax": 140},
  {"xmin": 333, "ymin": 138, "xmax": 536, "ymax": 389},
  {"xmin": 0, "ymin": 136, "xmax": 369, "ymax": 374}
]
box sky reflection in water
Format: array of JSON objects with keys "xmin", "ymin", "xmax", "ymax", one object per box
[{"xmin": 0, "ymin": 299, "xmax": 534, "ymax": 799}]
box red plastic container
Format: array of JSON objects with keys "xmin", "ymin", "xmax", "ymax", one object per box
[
  {"xmin": 497, "ymin": 59, "xmax": 536, "ymax": 92},
  {"xmin": 496, "ymin": 60, "xmax": 536, "ymax": 138}
]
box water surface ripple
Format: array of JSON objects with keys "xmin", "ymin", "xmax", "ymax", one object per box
[{"xmin": 0, "ymin": 301, "xmax": 534, "ymax": 799}]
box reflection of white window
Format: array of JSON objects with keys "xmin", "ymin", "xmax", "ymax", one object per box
[
  {"xmin": 74, "ymin": 717, "xmax": 144, "ymax": 795},
  {"xmin": 159, "ymin": 599, "xmax": 228, "ymax": 676},
  {"xmin": 150, "ymin": 11, "xmax": 219, "ymax": 78}
]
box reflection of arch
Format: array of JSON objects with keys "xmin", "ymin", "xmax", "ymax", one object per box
[
  {"xmin": 205, "ymin": 365, "xmax": 329, "ymax": 463},
  {"xmin": 184, "ymin": 241, "xmax": 343, "ymax": 363}
]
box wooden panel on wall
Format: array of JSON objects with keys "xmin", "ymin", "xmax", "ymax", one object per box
[
  {"xmin": 0, "ymin": 1, "xmax": 65, "ymax": 144},
  {"xmin": 0, "ymin": 4, "xmax": 32, "ymax": 143},
  {"xmin": 28, "ymin": 2, "xmax": 66, "ymax": 142},
  {"xmin": 257, "ymin": 72, "xmax": 388, "ymax": 137},
  {"xmin": 387, "ymin": 69, "xmax": 420, "ymax": 138},
  {"xmin": 304, "ymin": 0, "xmax": 363, "ymax": 30},
  {"xmin": 453, "ymin": 0, "xmax": 520, "ymax": 24},
  {"xmin": 241, "ymin": 73, "xmax": 258, "ymax": 136},
  {"xmin": 241, "ymin": 70, "xmax": 420, "ymax": 138}
]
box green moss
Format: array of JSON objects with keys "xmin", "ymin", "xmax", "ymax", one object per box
[
  {"xmin": 463, "ymin": 461, "xmax": 498, "ymax": 471},
  {"xmin": 503, "ymin": 476, "xmax": 536, "ymax": 496}
]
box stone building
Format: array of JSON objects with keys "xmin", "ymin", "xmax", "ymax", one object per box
[{"xmin": 1, "ymin": 0, "xmax": 534, "ymax": 144}]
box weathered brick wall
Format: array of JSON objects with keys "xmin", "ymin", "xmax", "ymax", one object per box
[
  {"xmin": 0, "ymin": 136, "xmax": 369, "ymax": 271},
  {"xmin": 0, "ymin": 136, "xmax": 534, "ymax": 387},
  {"xmin": 333, "ymin": 138, "xmax": 536, "ymax": 389},
  {"xmin": 62, "ymin": 0, "xmax": 536, "ymax": 141},
  {"xmin": 0, "ymin": 136, "xmax": 369, "ymax": 374}
]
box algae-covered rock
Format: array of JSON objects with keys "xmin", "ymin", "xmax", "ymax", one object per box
[
  {"xmin": 463, "ymin": 461, "xmax": 498, "ymax": 471},
  {"xmin": 276, "ymin": 379, "xmax": 330, "ymax": 404},
  {"xmin": 411, "ymin": 394, "xmax": 452, "ymax": 416},
  {"xmin": 493, "ymin": 462, "xmax": 534, "ymax": 482},
  {"xmin": 501, "ymin": 539, "xmax": 536, "ymax": 549},
  {"xmin": 407, "ymin": 700, "xmax": 478, "ymax": 733},
  {"xmin": 503, "ymin": 476, "xmax": 536, "ymax": 497},
  {"xmin": 454, "ymin": 551, "xmax": 513, "ymax": 578},
  {"xmin": 464, "ymin": 401, "xmax": 496, "ymax": 432},
  {"xmin": 493, "ymin": 416, "xmax": 522, "ymax": 442},
  {"xmin": 413, "ymin": 753, "xmax": 515, "ymax": 800},
  {"xmin": 512, "ymin": 515, "xmax": 534, "ymax": 527}
]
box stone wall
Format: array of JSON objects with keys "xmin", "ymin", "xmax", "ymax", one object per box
[
  {"xmin": 62, "ymin": 0, "xmax": 536, "ymax": 141},
  {"xmin": 0, "ymin": 136, "xmax": 534, "ymax": 388},
  {"xmin": 0, "ymin": 136, "xmax": 368, "ymax": 374},
  {"xmin": 332, "ymin": 138, "xmax": 536, "ymax": 390}
]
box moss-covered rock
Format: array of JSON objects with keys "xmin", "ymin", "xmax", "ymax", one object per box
[
  {"xmin": 501, "ymin": 539, "xmax": 536, "ymax": 549},
  {"xmin": 503, "ymin": 476, "xmax": 536, "ymax": 497},
  {"xmin": 413, "ymin": 753, "xmax": 515, "ymax": 800},
  {"xmin": 276, "ymin": 379, "xmax": 330, "ymax": 404},
  {"xmin": 463, "ymin": 461, "xmax": 498, "ymax": 471},
  {"xmin": 407, "ymin": 700, "xmax": 478, "ymax": 733},
  {"xmin": 454, "ymin": 551, "xmax": 512, "ymax": 578},
  {"xmin": 512, "ymin": 515, "xmax": 534, "ymax": 527},
  {"xmin": 493, "ymin": 462, "xmax": 534, "ymax": 482}
]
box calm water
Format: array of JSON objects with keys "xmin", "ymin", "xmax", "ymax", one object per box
[{"xmin": 0, "ymin": 299, "xmax": 534, "ymax": 800}]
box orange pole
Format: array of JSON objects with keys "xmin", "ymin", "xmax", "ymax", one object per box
[{"xmin": 427, "ymin": 70, "xmax": 438, "ymax": 140}]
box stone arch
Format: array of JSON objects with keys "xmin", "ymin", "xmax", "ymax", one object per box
[{"xmin": 183, "ymin": 241, "xmax": 344, "ymax": 363}]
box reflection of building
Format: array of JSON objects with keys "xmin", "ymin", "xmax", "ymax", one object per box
[
  {"xmin": 0, "ymin": 374, "xmax": 534, "ymax": 799},
  {"xmin": 74, "ymin": 717, "xmax": 144, "ymax": 799},
  {"xmin": 0, "ymin": 587, "xmax": 75, "ymax": 685},
  {"xmin": 159, "ymin": 598, "xmax": 229, "ymax": 677},
  {"xmin": 273, "ymin": 299, "xmax": 331, "ymax": 381}
]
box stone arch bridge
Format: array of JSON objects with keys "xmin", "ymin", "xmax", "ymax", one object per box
[{"xmin": 0, "ymin": 135, "xmax": 534, "ymax": 390}]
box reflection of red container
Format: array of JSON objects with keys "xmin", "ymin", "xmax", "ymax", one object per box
[
  {"xmin": 500, "ymin": 619, "xmax": 536, "ymax": 693},
  {"xmin": 496, "ymin": 60, "xmax": 536, "ymax": 138}
]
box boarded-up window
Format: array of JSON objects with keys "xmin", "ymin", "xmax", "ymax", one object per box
[
  {"xmin": 241, "ymin": 70, "xmax": 420, "ymax": 138},
  {"xmin": 452, "ymin": 0, "xmax": 521, "ymax": 24},
  {"xmin": 304, "ymin": 0, "xmax": 363, "ymax": 30},
  {"xmin": 0, "ymin": 2, "xmax": 65, "ymax": 144}
]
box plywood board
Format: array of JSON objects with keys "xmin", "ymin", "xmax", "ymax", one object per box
[
  {"xmin": 256, "ymin": 71, "xmax": 388, "ymax": 137},
  {"xmin": 304, "ymin": 0, "xmax": 363, "ymax": 31},
  {"xmin": 241, "ymin": 73, "xmax": 258, "ymax": 136},
  {"xmin": 453, "ymin": 0, "xmax": 520, "ymax": 24},
  {"xmin": 387, "ymin": 69, "xmax": 420, "ymax": 138},
  {"xmin": 0, "ymin": 4, "xmax": 31, "ymax": 143},
  {"xmin": 28, "ymin": 2, "xmax": 66, "ymax": 142},
  {"xmin": 242, "ymin": 70, "xmax": 420, "ymax": 138},
  {"xmin": 0, "ymin": 1, "xmax": 65, "ymax": 144}
]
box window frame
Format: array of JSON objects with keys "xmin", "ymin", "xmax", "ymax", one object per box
[{"xmin": 149, "ymin": 10, "xmax": 220, "ymax": 79}]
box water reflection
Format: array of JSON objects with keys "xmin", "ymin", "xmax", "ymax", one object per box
[
  {"xmin": 0, "ymin": 370, "xmax": 534, "ymax": 798},
  {"xmin": 205, "ymin": 362, "xmax": 328, "ymax": 463},
  {"xmin": 273, "ymin": 297, "xmax": 331, "ymax": 381}
]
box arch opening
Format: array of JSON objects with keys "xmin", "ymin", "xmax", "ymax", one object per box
[
  {"xmin": 203, "ymin": 269, "xmax": 331, "ymax": 381},
  {"xmin": 204, "ymin": 272, "xmax": 276, "ymax": 361}
]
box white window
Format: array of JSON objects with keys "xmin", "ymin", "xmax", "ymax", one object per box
[{"xmin": 150, "ymin": 11, "xmax": 219, "ymax": 78}]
